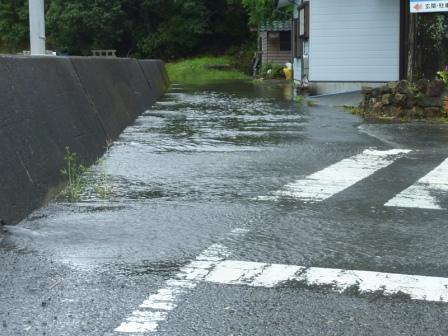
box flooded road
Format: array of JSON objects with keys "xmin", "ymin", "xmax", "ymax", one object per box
[{"xmin": 1, "ymin": 80, "xmax": 448, "ymax": 335}]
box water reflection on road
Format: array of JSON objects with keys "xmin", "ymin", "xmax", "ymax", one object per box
[
  {"xmin": 84, "ymin": 80, "xmax": 306, "ymax": 204},
  {"xmin": 2, "ymin": 80, "xmax": 311, "ymax": 267},
  {"xmin": 4, "ymin": 79, "xmax": 447, "ymax": 278}
]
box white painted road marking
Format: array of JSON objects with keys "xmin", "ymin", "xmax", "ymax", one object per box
[
  {"xmin": 114, "ymin": 244, "xmax": 227, "ymax": 333},
  {"xmin": 385, "ymin": 157, "xmax": 448, "ymax": 210},
  {"xmin": 205, "ymin": 260, "xmax": 448, "ymax": 303},
  {"xmin": 266, "ymin": 148, "xmax": 411, "ymax": 202},
  {"xmin": 115, "ymin": 229, "xmax": 448, "ymax": 334},
  {"xmin": 114, "ymin": 228, "xmax": 249, "ymax": 334},
  {"xmin": 116, "ymin": 256, "xmax": 448, "ymax": 334},
  {"xmin": 113, "ymin": 150, "xmax": 448, "ymax": 334}
]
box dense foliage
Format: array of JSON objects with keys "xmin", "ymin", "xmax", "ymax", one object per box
[
  {"xmin": 0, "ymin": 0, "xmax": 253, "ymax": 58},
  {"xmin": 0, "ymin": 0, "xmax": 292, "ymax": 59},
  {"xmin": 0, "ymin": 0, "xmax": 29, "ymax": 51},
  {"xmin": 415, "ymin": 14, "xmax": 448, "ymax": 78},
  {"xmin": 240, "ymin": 0, "xmax": 292, "ymax": 25}
]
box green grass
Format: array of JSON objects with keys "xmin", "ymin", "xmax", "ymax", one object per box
[
  {"xmin": 342, "ymin": 105, "xmax": 448, "ymax": 123},
  {"xmin": 343, "ymin": 105, "xmax": 364, "ymax": 115},
  {"xmin": 294, "ymin": 95, "xmax": 317, "ymax": 107},
  {"xmin": 60, "ymin": 147, "xmax": 87, "ymax": 202},
  {"xmin": 166, "ymin": 56, "xmax": 250, "ymax": 83},
  {"xmin": 294, "ymin": 95, "xmax": 305, "ymax": 104}
]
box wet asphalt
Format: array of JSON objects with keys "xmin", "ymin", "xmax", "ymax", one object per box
[{"xmin": 1, "ymin": 80, "xmax": 448, "ymax": 335}]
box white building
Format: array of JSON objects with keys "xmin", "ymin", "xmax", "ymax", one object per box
[{"xmin": 278, "ymin": 0, "xmax": 409, "ymax": 94}]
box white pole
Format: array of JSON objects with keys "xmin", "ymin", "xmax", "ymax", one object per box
[{"xmin": 29, "ymin": 0, "xmax": 46, "ymax": 55}]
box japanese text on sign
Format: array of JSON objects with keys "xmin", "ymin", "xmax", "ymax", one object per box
[{"xmin": 410, "ymin": 0, "xmax": 448, "ymax": 12}]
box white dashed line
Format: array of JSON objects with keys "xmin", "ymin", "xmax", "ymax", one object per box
[
  {"xmin": 385, "ymin": 157, "xmax": 448, "ymax": 210},
  {"xmin": 264, "ymin": 148, "xmax": 411, "ymax": 202},
  {"xmin": 205, "ymin": 260, "xmax": 448, "ymax": 303},
  {"xmin": 114, "ymin": 228, "xmax": 249, "ymax": 334}
]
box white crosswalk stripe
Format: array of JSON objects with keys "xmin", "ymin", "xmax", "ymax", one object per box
[
  {"xmin": 205, "ymin": 260, "xmax": 448, "ymax": 303},
  {"xmin": 113, "ymin": 151, "xmax": 448, "ymax": 334},
  {"xmin": 114, "ymin": 228, "xmax": 250, "ymax": 334},
  {"xmin": 264, "ymin": 148, "xmax": 411, "ymax": 202},
  {"xmin": 385, "ymin": 157, "xmax": 448, "ymax": 210},
  {"xmin": 115, "ymin": 255, "xmax": 448, "ymax": 335}
]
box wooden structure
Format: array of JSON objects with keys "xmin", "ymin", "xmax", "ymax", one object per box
[
  {"xmin": 92, "ymin": 50, "xmax": 117, "ymax": 57},
  {"xmin": 258, "ymin": 21, "xmax": 292, "ymax": 66}
]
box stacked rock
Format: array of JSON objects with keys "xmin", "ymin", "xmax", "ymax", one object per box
[{"xmin": 360, "ymin": 79, "xmax": 448, "ymax": 119}]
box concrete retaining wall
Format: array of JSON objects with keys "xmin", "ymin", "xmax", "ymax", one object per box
[
  {"xmin": 0, "ymin": 56, "xmax": 169, "ymax": 225},
  {"xmin": 139, "ymin": 60, "xmax": 170, "ymax": 98}
]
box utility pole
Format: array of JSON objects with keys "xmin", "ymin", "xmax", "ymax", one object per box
[{"xmin": 29, "ymin": 0, "xmax": 46, "ymax": 55}]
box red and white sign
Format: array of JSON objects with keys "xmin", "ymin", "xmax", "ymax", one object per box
[{"xmin": 410, "ymin": 1, "xmax": 448, "ymax": 12}]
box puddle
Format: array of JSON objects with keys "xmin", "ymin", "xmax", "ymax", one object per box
[{"xmin": 2, "ymin": 80, "xmax": 304, "ymax": 267}]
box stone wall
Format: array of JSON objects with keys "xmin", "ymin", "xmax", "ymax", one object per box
[{"xmin": 360, "ymin": 80, "xmax": 448, "ymax": 119}]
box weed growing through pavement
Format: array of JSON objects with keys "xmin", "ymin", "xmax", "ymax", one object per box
[
  {"xmin": 61, "ymin": 146, "xmax": 87, "ymax": 202},
  {"xmin": 295, "ymin": 95, "xmax": 316, "ymax": 107},
  {"xmin": 61, "ymin": 142, "xmax": 115, "ymax": 202},
  {"xmin": 343, "ymin": 105, "xmax": 364, "ymax": 115},
  {"xmin": 294, "ymin": 95, "xmax": 305, "ymax": 104}
]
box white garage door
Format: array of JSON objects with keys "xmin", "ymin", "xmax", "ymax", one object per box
[{"xmin": 309, "ymin": 0, "xmax": 400, "ymax": 82}]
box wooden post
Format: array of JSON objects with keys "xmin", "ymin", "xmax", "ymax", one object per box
[{"xmin": 407, "ymin": 13, "xmax": 416, "ymax": 80}]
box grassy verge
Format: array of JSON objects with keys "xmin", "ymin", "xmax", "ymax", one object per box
[
  {"xmin": 294, "ymin": 95, "xmax": 317, "ymax": 107},
  {"xmin": 343, "ymin": 105, "xmax": 448, "ymax": 123},
  {"xmin": 166, "ymin": 56, "xmax": 250, "ymax": 83}
]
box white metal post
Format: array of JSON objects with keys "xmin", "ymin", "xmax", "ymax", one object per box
[{"xmin": 29, "ymin": 0, "xmax": 46, "ymax": 55}]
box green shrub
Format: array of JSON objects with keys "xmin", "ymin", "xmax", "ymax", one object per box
[
  {"xmin": 260, "ymin": 63, "xmax": 285, "ymax": 79},
  {"xmin": 227, "ymin": 42, "xmax": 257, "ymax": 74},
  {"xmin": 437, "ymin": 67, "xmax": 448, "ymax": 86},
  {"xmin": 343, "ymin": 105, "xmax": 363, "ymax": 115}
]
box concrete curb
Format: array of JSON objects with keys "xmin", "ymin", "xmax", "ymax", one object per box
[{"xmin": 307, "ymin": 91, "xmax": 364, "ymax": 107}]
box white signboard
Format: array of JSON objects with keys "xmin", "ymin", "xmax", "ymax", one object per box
[{"xmin": 410, "ymin": 1, "xmax": 448, "ymax": 12}]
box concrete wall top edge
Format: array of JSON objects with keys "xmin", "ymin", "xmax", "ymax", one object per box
[{"xmin": 0, "ymin": 54, "xmax": 164, "ymax": 60}]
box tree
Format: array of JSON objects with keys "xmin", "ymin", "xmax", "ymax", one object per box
[
  {"xmin": 46, "ymin": 0, "xmax": 127, "ymax": 55},
  {"xmin": 134, "ymin": 0, "xmax": 251, "ymax": 59},
  {"xmin": 0, "ymin": 0, "xmax": 28, "ymax": 52},
  {"xmin": 239, "ymin": 0, "xmax": 292, "ymax": 26},
  {"xmin": 413, "ymin": 14, "xmax": 448, "ymax": 78},
  {"xmin": 0, "ymin": 0, "xmax": 255, "ymax": 59}
]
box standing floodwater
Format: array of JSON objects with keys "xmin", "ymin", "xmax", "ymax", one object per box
[
  {"xmin": 98, "ymin": 81, "xmax": 307, "ymax": 203},
  {"xmin": 2, "ymin": 80, "xmax": 448, "ymax": 336},
  {"xmin": 1, "ymin": 80, "xmax": 312, "ymax": 267}
]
